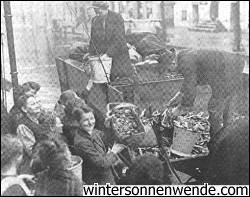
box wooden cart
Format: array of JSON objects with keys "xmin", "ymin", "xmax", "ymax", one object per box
[
  {"xmin": 55, "ymin": 57, "xmax": 184, "ymax": 113},
  {"xmin": 56, "ymin": 57, "xmax": 209, "ymax": 184}
]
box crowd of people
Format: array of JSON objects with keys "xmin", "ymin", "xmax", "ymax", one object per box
[
  {"xmin": 1, "ymin": 1, "xmax": 249, "ymax": 196},
  {"xmin": 1, "ymin": 79, "xmax": 249, "ymax": 195},
  {"xmin": 1, "ymin": 81, "xmax": 172, "ymax": 196}
]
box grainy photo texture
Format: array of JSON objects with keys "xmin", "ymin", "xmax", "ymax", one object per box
[{"xmin": 1, "ymin": 1, "xmax": 249, "ymax": 196}]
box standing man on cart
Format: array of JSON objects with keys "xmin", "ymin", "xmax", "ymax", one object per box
[{"xmin": 88, "ymin": 1, "xmax": 134, "ymax": 82}]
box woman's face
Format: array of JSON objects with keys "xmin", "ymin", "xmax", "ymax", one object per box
[
  {"xmin": 79, "ymin": 112, "xmax": 95, "ymax": 134},
  {"xmin": 22, "ymin": 97, "xmax": 41, "ymax": 117}
]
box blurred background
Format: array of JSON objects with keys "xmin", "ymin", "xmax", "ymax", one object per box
[{"xmin": 1, "ymin": 1, "xmax": 249, "ymax": 110}]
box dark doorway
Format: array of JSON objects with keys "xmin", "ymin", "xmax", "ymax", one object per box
[
  {"xmin": 210, "ymin": 1, "xmax": 219, "ymax": 21},
  {"xmin": 192, "ymin": 4, "xmax": 199, "ymax": 24},
  {"xmin": 165, "ymin": 2, "xmax": 175, "ymax": 27}
]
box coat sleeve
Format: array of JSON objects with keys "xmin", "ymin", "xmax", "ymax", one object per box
[
  {"xmin": 89, "ymin": 17, "xmax": 97, "ymax": 56},
  {"xmin": 106, "ymin": 15, "xmax": 128, "ymax": 57},
  {"xmin": 74, "ymin": 136, "xmax": 118, "ymax": 169},
  {"xmin": 17, "ymin": 124, "xmax": 36, "ymax": 156}
]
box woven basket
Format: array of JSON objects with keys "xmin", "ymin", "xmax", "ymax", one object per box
[
  {"xmin": 171, "ymin": 127, "xmax": 200, "ymax": 156},
  {"xmin": 107, "ymin": 102, "xmax": 146, "ymax": 147}
]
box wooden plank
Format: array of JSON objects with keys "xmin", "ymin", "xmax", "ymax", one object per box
[{"xmin": 55, "ymin": 57, "xmax": 70, "ymax": 92}]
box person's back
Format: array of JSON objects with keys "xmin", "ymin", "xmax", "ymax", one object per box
[
  {"xmin": 207, "ymin": 118, "xmax": 249, "ymax": 185},
  {"xmin": 32, "ymin": 139, "xmax": 83, "ymax": 196},
  {"xmin": 35, "ymin": 168, "xmax": 82, "ymax": 196},
  {"xmin": 1, "ymin": 135, "xmax": 33, "ymax": 196},
  {"xmin": 90, "ymin": 10, "xmax": 127, "ymax": 56},
  {"xmin": 120, "ymin": 154, "xmax": 171, "ymax": 185},
  {"xmin": 176, "ymin": 49, "xmax": 244, "ymax": 95}
]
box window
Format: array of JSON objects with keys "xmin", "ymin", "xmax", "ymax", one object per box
[{"xmin": 182, "ymin": 10, "xmax": 187, "ymax": 21}]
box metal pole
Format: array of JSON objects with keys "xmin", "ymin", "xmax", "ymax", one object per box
[
  {"xmin": 1, "ymin": 33, "xmax": 7, "ymax": 108},
  {"xmin": 3, "ymin": 1, "xmax": 19, "ymax": 104}
]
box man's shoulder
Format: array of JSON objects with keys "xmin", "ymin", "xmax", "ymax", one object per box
[
  {"xmin": 91, "ymin": 15, "xmax": 99, "ymax": 24},
  {"xmin": 108, "ymin": 10, "xmax": 123, "ymax": 21}
]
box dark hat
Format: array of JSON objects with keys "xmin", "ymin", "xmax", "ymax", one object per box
[{"xmin": 89, "ymin": 1, "xmax": 109, "ymax": 9}]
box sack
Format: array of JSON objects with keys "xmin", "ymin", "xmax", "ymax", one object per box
[{"xmin": 1, "ymin": 176, "xmax": 34, "ymax": 196}]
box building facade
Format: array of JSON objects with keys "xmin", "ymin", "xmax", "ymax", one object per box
[
  {"xmin": 111, "ymin": 1, "xmax": 248, "ymax": 31},
  {"xmin": 173, "ymin": 1, "xmax": 249, "ymax": 31}
]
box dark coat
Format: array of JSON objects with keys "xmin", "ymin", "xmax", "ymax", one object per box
[
  {"xmin": 1, "ymin": 102, "xmax": 10, "ymax": 135},
  {"xmin": 35, "ymin": 169, "xmax": 83, "ymax": 196},
  {"xmin": 73, "ymin": 129, "xmax": 118, "ymax": 185},
  {"xmin": 175, "ymin": 49, "xmax": 245, "ymax": 135},
  {"xmin": 89, "ymin": 10, "xmax": 133, "ymax": 81},
  {"xmin": 207, "ymin": 118, "xmax": 249, "ymax": 185},
  {"xmin": 62, "ymin": 105, "xmax": 114, "ymax": 151},
  {"xmin": 8, "ymin": 105, "xmax": 48, "ymax": 135},
  {"xmin": 16, "ymin": 115, "xmax": 52, "ymax": 174},
  {"xmin": 176, "ymin": 49, "xmax": 244, "ymax": 108},
  {"xmin": 8, "ymin": 105, "xmax": 24, "ymax": 135}
]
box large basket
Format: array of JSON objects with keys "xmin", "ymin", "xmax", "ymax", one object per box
[
  {"xmin": 171, "ymin": 127, "xmax": 200, "ymax": 156},
  {"xmin": 88, "ymin": 56, "xmax": 112, "ymax": 83},
  {"xmin": 107, "ymin": 102, "xmax": 147, "ymax": 147},
  {"xmin": 68, "ymin": 155, "xmax": 83, "ymax": 182}
]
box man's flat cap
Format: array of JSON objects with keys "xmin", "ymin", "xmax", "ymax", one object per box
[{"xmin": 89, "ymin": 1, "xmax": 109, "ymax": 9}]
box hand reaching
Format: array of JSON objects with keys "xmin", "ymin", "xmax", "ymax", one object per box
[
  {"xmin": 100, "ymin": 54, "xmax": 109, "ymax": 60},
  {"xmin": 18, "ymin": 174, "xmax": 36, "ymax": 184},
  {"xmin": 111, "ymin": 143, "xmax": 126, "ymax": 154}
]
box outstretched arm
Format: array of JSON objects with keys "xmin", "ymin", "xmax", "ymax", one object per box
[{"xmin": 167, "ymin": 91, "xmax": 184, "ymax": 107}]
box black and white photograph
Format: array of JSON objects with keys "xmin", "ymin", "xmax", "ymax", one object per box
[{"xmin": 1, "ymin": 1, "xmax": 249, "ymax": 196}]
